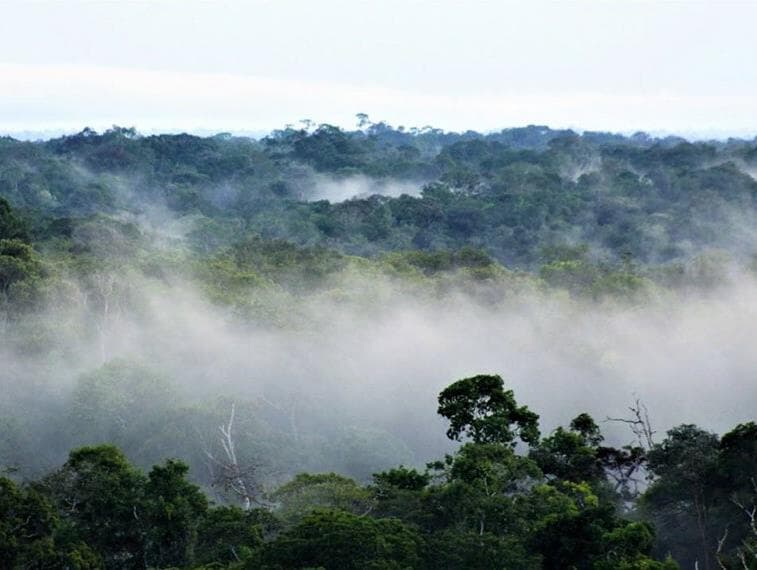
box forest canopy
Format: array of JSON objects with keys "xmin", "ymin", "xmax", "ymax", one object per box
[{"xmin": 1, "ymin": 121, "xmax": 757, "ymax": 568}]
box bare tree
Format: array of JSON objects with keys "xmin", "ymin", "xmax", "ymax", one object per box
[
  {"xmin": 607, "ymin": 398, "xmax": 656, "ymax": 451},
  {"xmin": 203, "ymin": 403, "xmax": 266, "ymax": 510},
  {"xmin": 603, "ymin": 398, "xmax": 657, "ymax": 499},
  {"xmin": 715, "ymin": 527, "xmax": 729, "ymax": 570},
  {"xmin": 730, "ymin": 478, "xmax": 757, "ymax": 569}
]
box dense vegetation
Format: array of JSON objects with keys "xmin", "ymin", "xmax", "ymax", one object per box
[
  {"xmin": 1, "ymin": 120, "xmax": 757, "ymax": 568},
  {"xmin": 3, "ymin": 120, "xmax": 757, "ymax": 308},
  {"xmin": 4, "ymin": 374, "xmax": 755, "ymax": 569},
  {"xmin": 2, "ymin": 120, "xmax": 757, "ymax": 267}
]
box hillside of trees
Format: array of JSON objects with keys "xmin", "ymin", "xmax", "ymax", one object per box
[
  {"xmin": 2, "ymin": 120, "xmax": 757, "ymax": 267},
  {"xmin": 1, "ymin": 121, "xmax": 757, "ymax": 568}
]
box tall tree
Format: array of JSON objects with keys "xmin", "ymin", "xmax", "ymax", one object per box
[{"xmin": 437, "ymin": 374, "xmax": 540, "ymax": 446}]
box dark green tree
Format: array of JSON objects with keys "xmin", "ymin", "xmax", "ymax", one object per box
[
  {"xmin": 643, "ymin": 425, "xmax": 720, "ymax": 570},
  {"xmin": 195, "ymin": 506, "xmax": 279, "ymax": 566},
  {"xmin": 0, "ymin": 476, "xmax": 59, "ymax": 568},
  {"xmin": 42, "ymin": 445, "xmax": 147, "ymax": 569},
  {"xmin": 261, "ymin": 509, "xmax": 421, "ymax": 570},
  {"xmin": 142, "ymin": 459, "xmax": 208, "ymax": 568},
  {"xmin": 437, "ymin": 374, "xmax": 540, "ymax": 446},
  {"xmin": 0, "ymin": 197, "xmax": 28, "ymax": 241},
  {"xmin": 530, "ymin": 413, "xmax": 607, "ymax": 485}
]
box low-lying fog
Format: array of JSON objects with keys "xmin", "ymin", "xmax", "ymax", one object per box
[
  {"xmin": 3, "ymin": 269, "xmax": 755, "ymax": 481},
  {"xmin": 305, "ymin": 174, "xmax": 423, "ymax": 202}
]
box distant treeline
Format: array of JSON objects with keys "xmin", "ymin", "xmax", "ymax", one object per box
[
  {"xmin": 2, "ymin": 120, "xmax": 757, "ymax": 325},
  {"xmin": 1, "ymin": 120, "xmax": 756, "ymax": 267}
]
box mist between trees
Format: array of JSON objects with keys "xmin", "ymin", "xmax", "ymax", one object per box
[{"xmin": 1, "ymin": 121, "xmax": 757, "ymax": 568}]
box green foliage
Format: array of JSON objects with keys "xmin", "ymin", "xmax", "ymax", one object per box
[
  {"xmin": 143, "ymin": 459, "xmax": 208, "ymax": 567},
  {"xmin": 42, "ymin": 445, "xmax": 147, "ymax": 568},
  {"xmin": 26, "ymin": 444, "xmax": 265, "ymax": 568},
  {"xmin": 530, "ymin": 417, "xmax": 606, "ymax": 485},
  {"xmin": 426, "ymin": 442, "xmax": 541, "ymax": 537},
  {"xmin": 291, "ymin": 124, "xmax": 368, "ymax": 171},
  {"xmin": 261, "ymin": 509, "xmax": 421, "ymax": 570},
  {"xmin": 230, "ymin": 235, "xmax": 347, "ymax": 291},
  {"xmin": 195, "ymin": 506, "xmax": 278, "ymax": 566},
  {"xmin": 68, "ymin": 360, "xmax": 176, "ymax": 449},
  {"xmin": 0, "ymin": 476, "xmax": 60, "ymax": 568},
  {"xmin": 373, "ymin": 466, "xmax": 430, "ymax": 491},
  {"xmin": 2, "ymin": 124, "xmax": 756, "ymax": 273},
  {"xmin": 371, "ymin": 467, "xmax": 431, "ymax": 525},
  {"xmin": 437, "ymin": 374, "xmax": 540, "ymax": 445},
  {"xmin": 717, "ymin": 421, "xmax": 757, "ymax": 494},
  {"xmin": 271, "ymin": 473, "xmax": 373, "ymax": 526},
  {"xmin": 422, "ymin": 529, "xmax": 538, "ymax": 569},
  {"xmin": 642, "ymin": 423, "xmax": 757, "ymax": 569},
  {"xmin": 383, "ymin": 247, "xmax": 493, "ymax": 276},
  {"xmin": 2, "ymin": 120, "xmax": 754, "ymax": 567},
  {"xmin": 0, "ymin": 374, "xmax": 706, "ymax": 568},
  {"xmin": 528, "ymin": 483, "xmax": 673, "ymax": 569},
  {"xmin": 0, "ymin": 197, "xmax": 28, "ymax": 241},
  {"xmin": 539, "ymin": 255, "xmax": 654, "ymax": 301},
  {"xmin": 0, "ymin": 238, "xmax": 44, "ymax": 306}
]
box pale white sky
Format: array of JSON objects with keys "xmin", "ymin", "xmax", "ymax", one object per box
[{"xmin": 1, "ymin": 0, "xmax": 756, "ymax": 137}]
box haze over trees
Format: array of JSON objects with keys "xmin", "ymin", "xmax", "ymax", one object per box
[{"xmin": 1, "ymin": 119, "xmax": 757, "ymax": 568}]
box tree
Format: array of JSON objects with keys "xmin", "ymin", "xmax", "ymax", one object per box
[
  {"xmin": 142, "ymin": 459, "xmax": 208, "ymax": 568},
  {"xmin": 0, "ymin": 239, "xmax": 43, "ymax": 305},
  {"xmin": 261, "ymin": 509, "xmax": 421, "ymax": 570},
  {"xmin": 42, "ymin": 445, "xmax": 147, "ymax": 568},
  {"xmin": 203, "ymin": 402, "xmax": 265, "ymax": 510},
  {"xmin": 712, "ymin": 422, "xmax": 757, "ymax": 568},
  {"xmin": 717, "ymin": 421, "xmax": 757, "ymax": 498},
  {"xmin": 0, "ymin": 476, "xmax": 60, "ymax": 567},
  {"xmin": 373, "ymin": 466, "xmax": 430, "ymax": 492},
  {"xmin": 428, "ymin": 442, "xmax": 541, "ymax": 536},
  {"xmin": 195, "ymin": 506, "xmax": 278, "ymax": 566},
  {"xmin": 68, "ymin": 360, "xmax": 176, "ymax": 451},
  {"xmin": 423, "ymin": 528, "xmax": 538, "ymax": 570},
  {"xmin": 593, "ymin": 522, "xmax": 679, "ymax": 570},
  {"xmin": 272, "ymin": 472, "xmax": 373, "ymax": 526},
  {"xmin": 530, "ymin": 413, "xmax": 606, "ymax": 485},
  {"xmin": 371, "ymin": 466, "xmax": 430, "ymax": 524},
  {"xmin": 437, "ymin": 374, "xmax": 540, "ymax": 446},
  {"xmin": 643, "ymin": 425, "xmax": 720, "ymax": 570},
  {"xmin": 529, "ymin": 482, "xmax": 677, "ymax": 570},
  {"xmin": 0, "ymin": 197, "xmax": 28, "ymax": 241}
]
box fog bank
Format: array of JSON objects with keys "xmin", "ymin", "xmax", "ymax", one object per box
[{"xmin": 3, "ymin": 266, "xmax": 755, "ymax": 484}]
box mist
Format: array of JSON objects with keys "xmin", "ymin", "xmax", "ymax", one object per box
[
  {"xmin": 306, "ymin": 174, "xmax": 423, "ymax": 202},
  {"xmin": 3, "ymin": 255, "xmax": 756, "ymax": 485}
]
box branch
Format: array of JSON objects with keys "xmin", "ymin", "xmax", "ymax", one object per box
[
  {"xmin": 606, "ymin": 398, "xmax": 656, "ymax": 450},
  {"xmin": 716, "ymin": 527, "xmax": 729, "ymax": 570}
]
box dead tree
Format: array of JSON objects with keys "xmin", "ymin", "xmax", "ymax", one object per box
[
  {"xmin": 203, "ymin": 403, "xmax": 266, "ymax": 510},
  {"xmin": 607, "ymin": 398, "xmax": 656, "ymax": 451},
  {"xmin": 603, "ymin": 398, "xmax": 657, "ymax": 497},
  {"xmin": 722, "ymin": 477, "xmax": 757, "ymax": 569}
]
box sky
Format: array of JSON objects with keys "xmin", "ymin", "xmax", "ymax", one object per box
[{"xmin": 1, "ymin": 0, "xmax": 756, "ymax": 138}]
